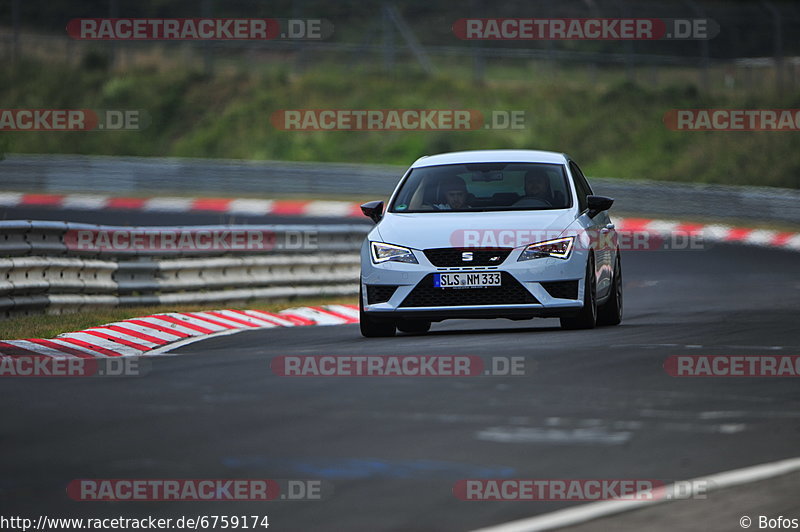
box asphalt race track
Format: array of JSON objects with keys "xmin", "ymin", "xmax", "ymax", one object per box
[{"xmin": 2, "ymin": 229, "xmax": 799, "ymax": 530}]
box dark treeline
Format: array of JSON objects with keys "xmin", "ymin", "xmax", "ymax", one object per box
[{"xmin": 2, "ymin": 0, "xmax": 799, "ymax": 60}]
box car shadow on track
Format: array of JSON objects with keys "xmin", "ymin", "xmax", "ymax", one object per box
[
  {"xmin": 390, "ymin": 322, "xmax": 644, "ymax": 338},
  {"xmin": 401, "ymin": 324, "xmax": 564, "ymax": 337}
]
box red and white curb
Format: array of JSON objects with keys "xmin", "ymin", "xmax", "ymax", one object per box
[
  {"xmin": 0, "ymin": 192, "xmax": 364, "ymax": 218},
  {"xmin": 615, "ymin": 217, "xmax": 800, "ymax": 252},
  {"xmin": 0, "ymin": 304, "xmax": 359, "ymax": 358}
]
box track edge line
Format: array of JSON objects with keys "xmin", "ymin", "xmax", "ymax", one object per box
[{"xmin": 469, "ymin": 456, "xmax": 800, "ymax": 532}]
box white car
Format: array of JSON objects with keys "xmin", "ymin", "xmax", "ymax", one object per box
[{"xmin": 358, "ymin": 150, "xmax": 622, "ymax": 337}]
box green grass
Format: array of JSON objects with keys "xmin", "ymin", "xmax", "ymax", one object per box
[
  {"xmin": 1, "ymin": 57, "xmax": 799, "ymax": 188},
  {"xmin": 0, "ymin": 296, "xmax": 357, "ymax": 341}
]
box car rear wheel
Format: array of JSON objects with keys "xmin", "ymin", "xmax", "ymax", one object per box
[
  {"xmin": 560, "ymin": 254, "xmax": 597, "ymax": 330},
  {"xmin": 597, "ymin": 254, "xmax": 623, "ymax": 326},
  {"xmin": 359, "ymin": 283, "xmax": 396, "ymax": 337},
  {"xmin": 396, "ymin": 320, "xmax": 431, "ymax": 334}
]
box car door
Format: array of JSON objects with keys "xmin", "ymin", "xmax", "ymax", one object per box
[{"xmin": 569, "ymin": 161, "xmax": 614, "ymax": 298}]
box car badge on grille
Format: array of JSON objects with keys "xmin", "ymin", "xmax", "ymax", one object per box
[
  {"xmin": 462, "ymin": 251, "xmax": 473, "ymax": 261},
  {"xmin": 489, "ymin": 256, "xmax": 500, "ymax": 262}
]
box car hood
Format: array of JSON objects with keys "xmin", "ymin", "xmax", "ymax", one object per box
[{"xmin": 375, "ymin": 209, "xmax": 577, "ymax": 250}]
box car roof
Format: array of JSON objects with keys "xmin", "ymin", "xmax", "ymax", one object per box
[{"xmin": 411, "ymin": 150, "xmax": 569, "ymax": 168}]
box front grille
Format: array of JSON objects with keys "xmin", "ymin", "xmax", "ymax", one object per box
[
  {"xmin": 400, "ymin": 273, "xmax": 538, "ymax": 307},
  {"xmin": 366, "ymin": 285, "xmax": 399, "ymax": 304},
  {"xmin": 541, "ymin": 280, "xmax": 580, "ymax": 300},
  {"xmin": 424, "ymin": 248, "xmax": 512, "ymax": 267}
]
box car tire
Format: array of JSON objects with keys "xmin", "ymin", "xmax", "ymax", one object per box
[
  {"xmin": 396, "ymin": 320, "xmax": 431, "ymax": 334},
  {"xmin": 359, "ymin": 283, "xmax": 396, "ymax": 338},
  {"xmin": 560, "ymin": 254, "xmax": 597, "ymax": 330},
  {"xmin": 597, "ymin": 254, "xmax": 623, "ymax": 326}
]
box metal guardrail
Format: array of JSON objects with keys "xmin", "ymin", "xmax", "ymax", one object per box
[
  {"xmin": 0, "ymin": 221, "xmax": 368, "ymax": 319},
  {"xmin": 590, "ymin": 177, "xmax": 800, "ymax": 225},
  {"xmin": 2, "ymin": 154, "xmax": 800, "ymax": 224},
  {"xmin": 0, "ymin": 154, "xmax": 403, "ymax": 196}
]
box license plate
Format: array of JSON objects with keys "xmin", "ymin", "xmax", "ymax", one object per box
[{"xmin": 434, "ymin": 272, "xmax": 502, "ymax": 288}]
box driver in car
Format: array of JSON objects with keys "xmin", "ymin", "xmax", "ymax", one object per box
[
  {"xmin": 434, "ymin": 176, "xmax": 470, "ymax": 210},
  {"xmin": 524, "ymin": 168, "xmax": 553, "ymax": 202}
]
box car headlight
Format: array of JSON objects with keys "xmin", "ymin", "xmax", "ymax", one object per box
[
  {"xmin": 518, "ymin": 236, "xmax": 575, "ymax": 261},
  {"xmin": 370, "ymin": 242, "xmax": 418, "ymax": 264}
]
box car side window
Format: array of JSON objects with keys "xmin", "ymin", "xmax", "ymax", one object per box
[{"xmin": 569, "ymin": 161, "xmax": 592, "ymax": 212}]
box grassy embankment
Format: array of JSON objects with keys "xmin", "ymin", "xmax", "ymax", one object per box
[{"xmin": 1, "ymin": 57, "xmax": 799, "ymax": 189}]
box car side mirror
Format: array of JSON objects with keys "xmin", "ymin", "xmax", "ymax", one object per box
[
  {"xmin": 360, "ymin": 200, "xmax": 384, "ymax": 223},
  {"xmin": 586, "ymin": 195, "xmax": 614, "ymax": 218}
]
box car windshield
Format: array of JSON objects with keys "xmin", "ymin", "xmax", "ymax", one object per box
[{"xmin": 389, "ymin": 162, "xmax": 572, "ymax": 213}]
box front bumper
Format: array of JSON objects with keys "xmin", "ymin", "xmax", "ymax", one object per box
[{"xmin": 361, "ymin": 243, "xmax": 588, "ymax": 321}]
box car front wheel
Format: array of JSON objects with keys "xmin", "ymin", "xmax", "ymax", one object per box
[
  {"xmin": 597, "ymin": 254, "xmax": 623, "ymax": 326},
  {"xmin": 560, "ymin": 254, "xmax": 597, "ymax": 330}
]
